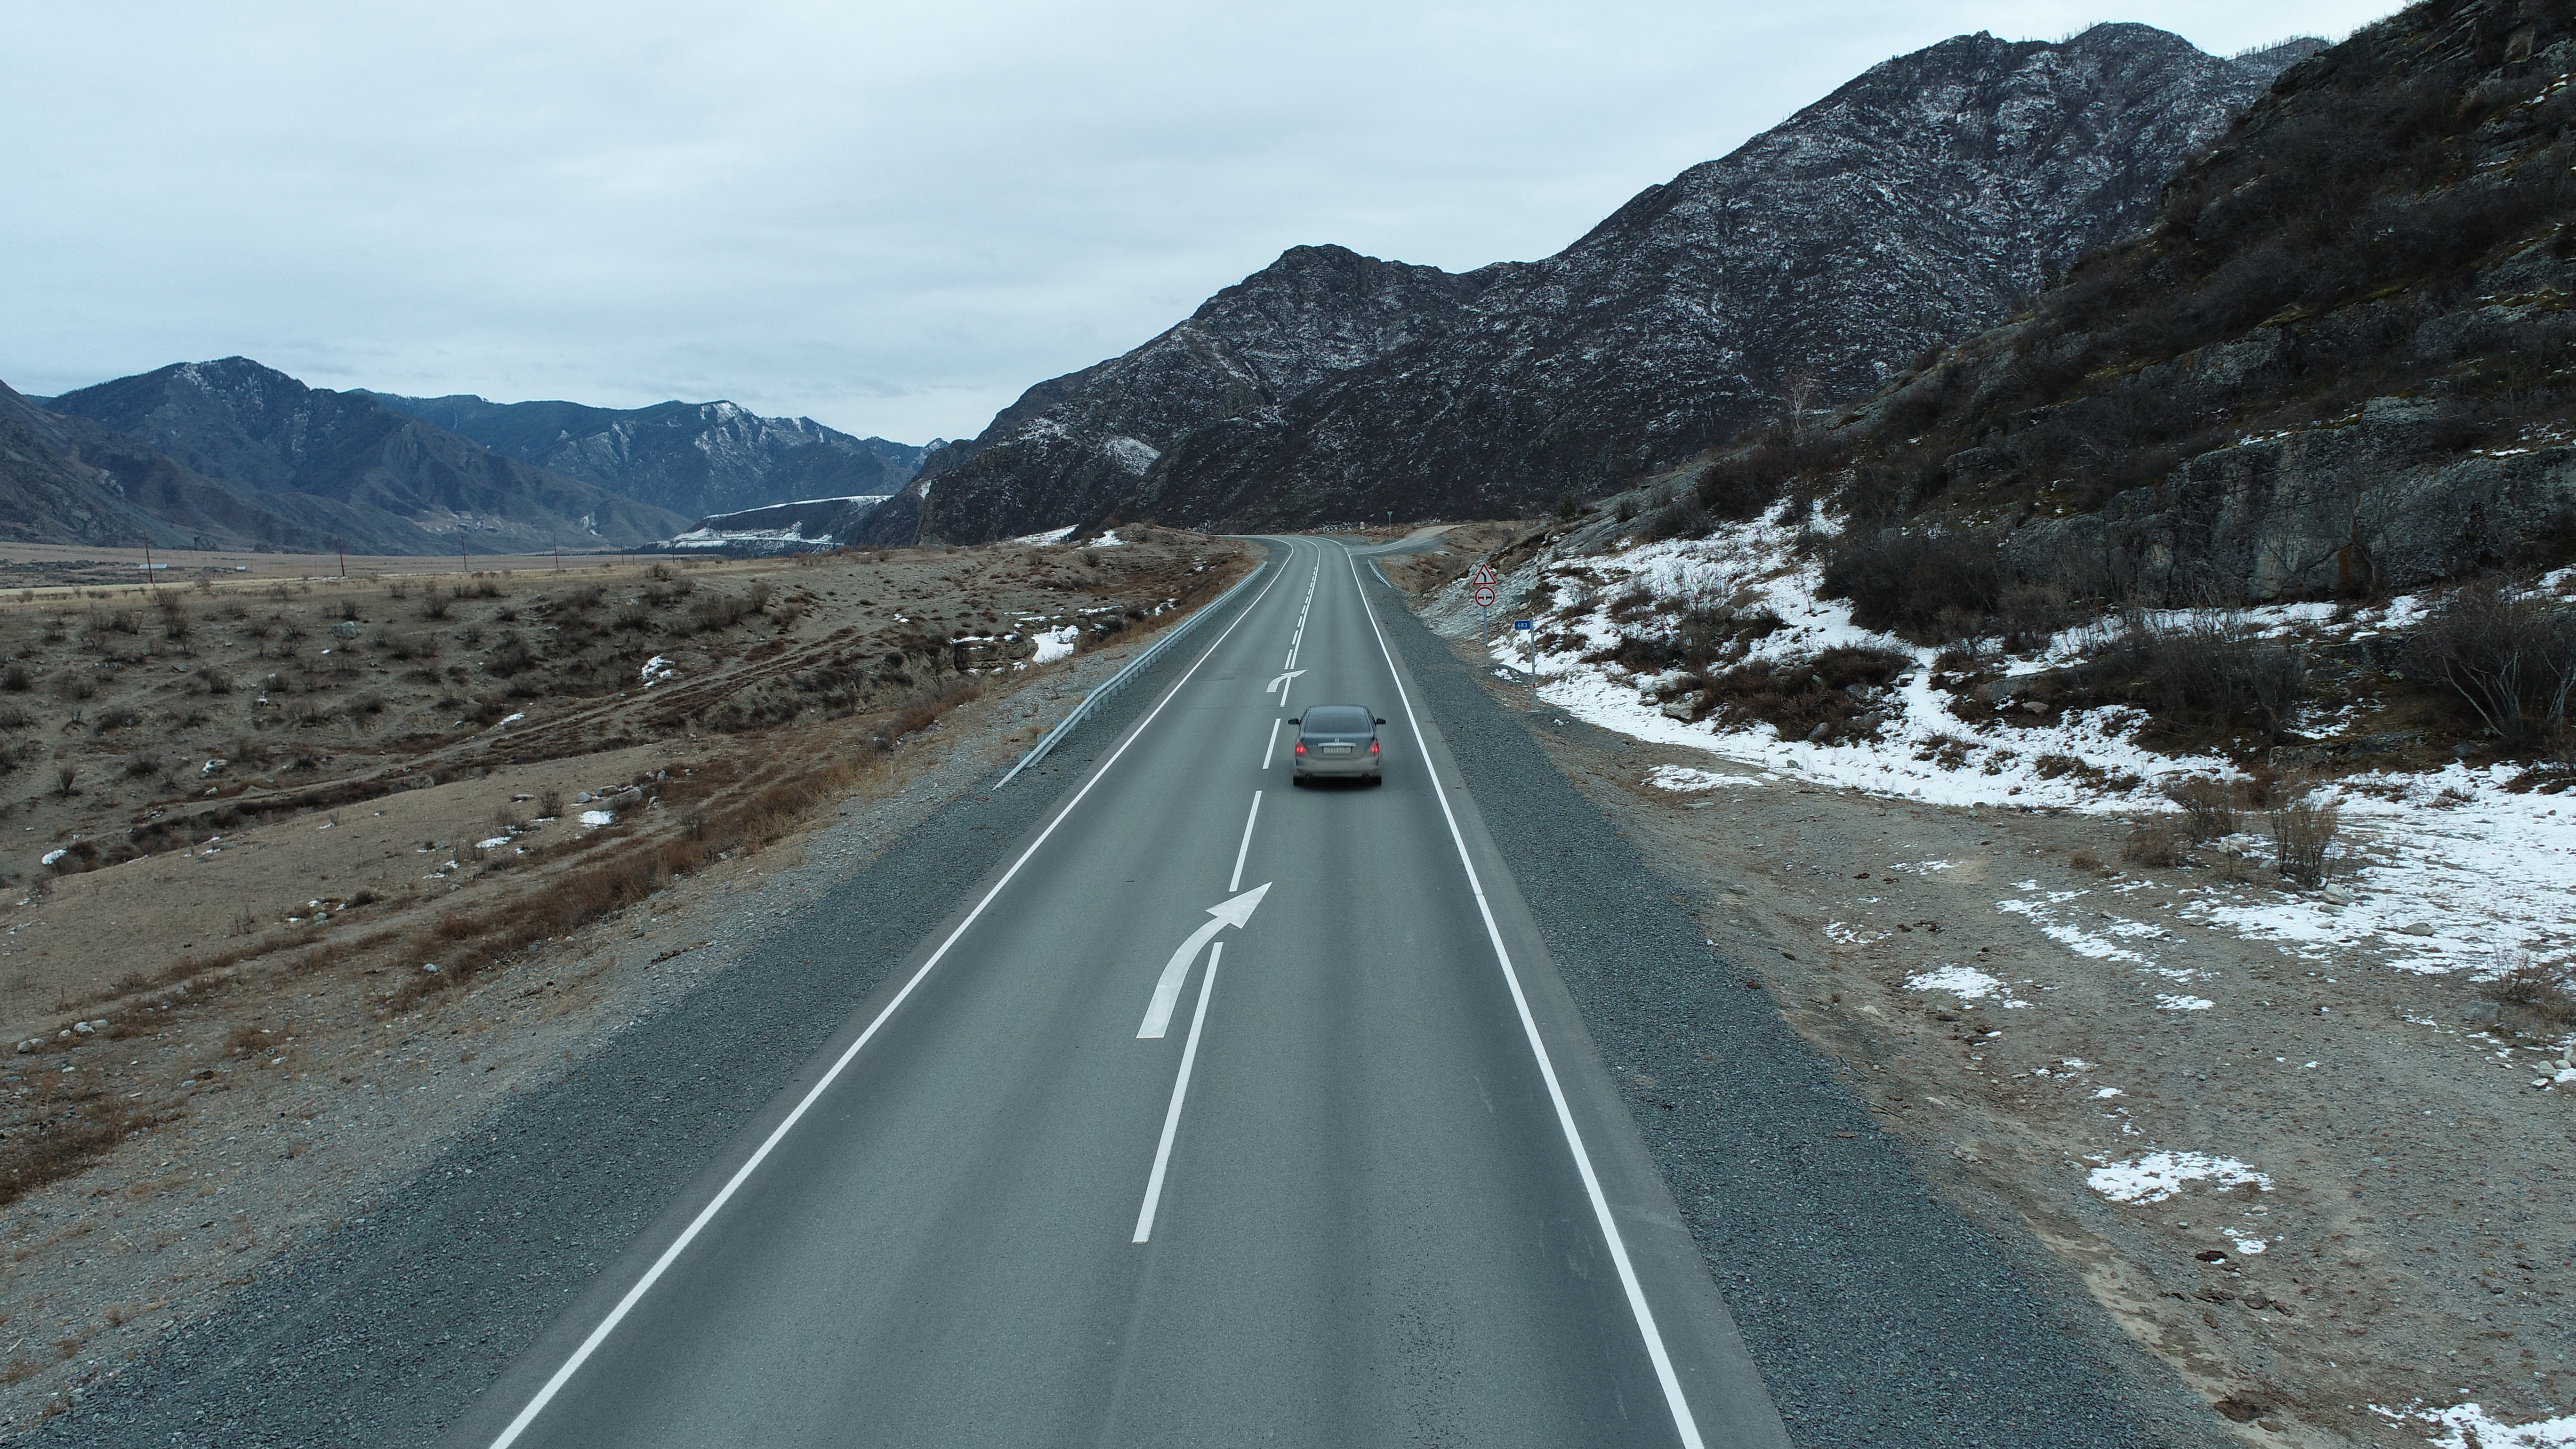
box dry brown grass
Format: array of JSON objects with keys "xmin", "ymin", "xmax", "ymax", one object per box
[{"xmin": 2119, "ymin": 817, "xmax": 2186, "ymax": 867}]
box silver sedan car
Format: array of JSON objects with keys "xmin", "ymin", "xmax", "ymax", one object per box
[{"xmin": 1289, "ymin": 704, "xmax": 1385, "ymax": 785}]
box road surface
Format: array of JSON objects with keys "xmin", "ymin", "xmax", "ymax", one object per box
[{"xmin": 443, "ymin": 536, "xmax": 1790, "ymax": 1449}]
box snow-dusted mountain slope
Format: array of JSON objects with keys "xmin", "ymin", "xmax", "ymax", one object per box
[
  {"xmin": 908, "ymin": 242, "xmax": 1514, "ymax": 543},
  {"xmin": 365, "ymin": 392, "xmax": 931, "ymax": 525},
  {"xmin": 914, "ymin": 23, "xmax": 2314, "ymax": 543}
]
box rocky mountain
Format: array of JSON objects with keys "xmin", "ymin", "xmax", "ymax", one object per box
[
  {"xmin": 362, "ymin": 392, "xmax": 931, "ymax": 523},
  {"xmin": 910, "ymin": 243, "xmax": 1515, "ymax": 542},
  {"xmin": 0, "ymin": 378, "xmax": 420, "ymax": 554},
  {"xmin": 1761, "ymin": 0, "xmax": 2576, "ymax": 629},
  {"xmin": 909, "ymin": 23, "xmax": 2317, "ymax": 543},
  {"xmin": 46, "ymin": 360, "xmax": 689, "ymax": 553}
]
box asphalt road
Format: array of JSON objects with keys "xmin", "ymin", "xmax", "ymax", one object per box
[
  {"xmin": 440, "ymin": 536, "xmax": 1787, "ymax": 1449},
  {"xmin": 47, "ymin": 534, "xmax": 2219, "ymax": 1449}
]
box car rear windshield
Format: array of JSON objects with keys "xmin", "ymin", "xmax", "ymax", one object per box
[{"xmin": 1302, "ymin": 706, "xmax": 1372, "ymax": 735}]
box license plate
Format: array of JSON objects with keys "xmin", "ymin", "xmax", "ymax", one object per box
[{"xmin": 1321, "ymin": 744, "xmax": 1354, "ymax": 755}]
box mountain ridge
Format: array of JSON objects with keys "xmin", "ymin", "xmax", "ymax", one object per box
[
  {"xmin": 46, "ymin": 360, "xmax": 688, "ymax": 553},
  {"xmin": 907, "ymin": 22, "xmax": 2320, "ymax": 543},
  {"xmin": 362, "ymin": 391, "xmax": 931, "ymax": 524}
]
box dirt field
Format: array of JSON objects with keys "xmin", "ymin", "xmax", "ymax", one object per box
[{"xmin": 0, "ymin": 528, "xmax": 1251, "ymax": 1431}]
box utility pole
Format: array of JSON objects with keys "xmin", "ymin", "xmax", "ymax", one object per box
[
  {"xmin": 336, "ymin": 537, "xmax": 346, "ymax": 579},
  {"xmin": 142, "ymin": 538, "xmax": 153, "ymax": 586}
]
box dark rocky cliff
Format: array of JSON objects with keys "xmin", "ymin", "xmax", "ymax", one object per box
[
  {"xmin": 1778, "ymin": 0, "xmax": 2576, "ymax": 628},
  {"xmin": 912, "ymin": 23, "xmax": 2312, "ymax": 542}
]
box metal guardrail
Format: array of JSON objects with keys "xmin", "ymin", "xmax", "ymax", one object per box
[{"xmin": 994, "ymin": 557, "xmax": 1272, "ymax": 788}]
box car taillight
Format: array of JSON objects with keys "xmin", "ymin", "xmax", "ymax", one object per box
[
  {"xmin": 1368, "ymin": 740, "xmax": 1380, "ymax": 753},
  {"xmin": 1293, "ymin": 741, "xmax": 1305, "ymax": 755}
]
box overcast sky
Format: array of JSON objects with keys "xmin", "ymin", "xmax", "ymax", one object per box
[{"xmin": 4, "ymin": 0, "xmax": 2396, "ymax": 444}]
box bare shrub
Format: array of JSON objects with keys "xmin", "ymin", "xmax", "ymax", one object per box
[
  {"xmin": 421, "ymin": 585, "xmax": 451, "ymax": 620},
  {"xmin": 2093, "ymin": 612, "xmax": 2307, "ymax": 738},
  {"xmin": 2069, "ymin": 847, "xmax": 2105, "ymax": 872},
  {"xmin": 0, "ymin": 663, "xmax": 28, "ymax": 692},
  {"xmin": 0, "ymin": 703, "xmax": 30, "ymax": 729},
  {"xmin": 2120, "ymin": 818, "xmax": 2186, "ymax": 867},
  {"xmin": 2170, "ymin": 777, "xmax": 2240, "ymax": 839},
  {"xmin": 2401, "ymin": 584, "xmax": 2576, "ymax": 745},
  {"xmin": 2269, "ymin": 798, "xmax": 2340, "ymax": 887},
  {"xmin": 52, "ymin": 762, "xmax": 76, "ymax": 797},
  {"xmin": 2482, "ymin": 959, "xmax": 2574, "ymax": 1029}
]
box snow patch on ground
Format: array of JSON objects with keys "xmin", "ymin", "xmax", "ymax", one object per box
[
  {"xmin": 640, "ymin": 656, "xmax": 677, "ymax": 688},
  {"xmin": 1010, "ymin": 525, "xmax": 1078, "ymax": 547},
  {"xmin": 1478, "ymin": 506, "xmax": 2576, "ymax": 992},
  {"xmin": 1904, "ymin": 965, "xmax": 2031, "ymax": 1008},
  {"xmin": 578, "ymin": 810, "xmax": 614, "ymax": 828},
  {"xmin": 2376, "ymin": 1403, "xmax": 2576, "ymax": 1449},
  {"xmin": 1646, "ymin": 764, "xmax": 1764, "ymax": 791},
  {"xmin": 2086, "ymin": 1151, "xmax": 2272, "ymax": 1203},
  {"xmin": 1030, "ymin": 626, "xmax": 1079, "ymax": 665}
]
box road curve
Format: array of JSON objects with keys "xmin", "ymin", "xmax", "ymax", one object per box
[{"xmin": 439, "ymin": 537, "xmax": 1792, "ymax": 1449}]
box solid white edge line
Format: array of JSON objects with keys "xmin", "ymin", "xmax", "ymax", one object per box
[
  {"xmin": 482, "ymin": 548, "xmax": 1291, "ymax": 1449},
  {"xmin": 1133, "ymin": 939, "xmax": 1222, "ymax": 1243},
  {"xmin": 1261, "ymin": 716, "xmax": 1281, "ymax": 771},
  {"xmin": 1228, "ymin": 790, "xmax": 1262, "ymax": 893},
  {"xmin": 1342, "ymin": 546, "xmax": 1711, "ymax": 1449}
]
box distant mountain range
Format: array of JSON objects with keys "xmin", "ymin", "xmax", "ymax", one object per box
[
  {"xmin": 0, "ymin": 360, "xmax": 936, "ymax": 556},
  {"xmin": 359, "ymin": 392, "xmax": 933, "ymax": 525},
  {"xmin": 38, "ymin": 359, "xmax": 687, "ymax": 553},
  {"xmin": 905, "ymin": 23, "xmax": 2323, "ymax": 543}
]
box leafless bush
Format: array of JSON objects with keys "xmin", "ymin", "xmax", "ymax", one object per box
[
  {"xmin": 2269, "ymin": 798, "xmax": 2339, "ymax": 887},
  {"xmin": 2070, "ymin": 847, "xmax": 2104, "ymax": 872},
  {"xmin": 2095, "ymin": 611, "xmax": 2307, "ymax": 737},
  {"xmin": 1, "ymin": 663, "xmax": 29, "ymax": 692},
  {"xmin": 2482, "ymin": 958, "xmax": 2574, "ymax": 1028},
  {"xmin": 2170, "ymin": 777, "xmax": 2240, "ymax": 839},
  {"xmin": 2401, "ymin": 584, "xmax": 2576, "ymax": 745},
  {"xmin": 2120, "ymin": 817, "xmax": 2186, "ymax": 867},
  {"xmin": 421, "ymin": 585, "xmax": 451, "ymax": 620},
  {"xmin": 52, "ymin": 762, "xmax": 76, "ymax": 797}
]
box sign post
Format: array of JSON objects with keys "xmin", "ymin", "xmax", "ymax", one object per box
[
  {"xmin": 1469, "ymin": 560, "xmax": 1500, "ymax": 668},
  {"xmin": 1513, "ymin": 619, "xmax": 1535, "ymax": 708}
]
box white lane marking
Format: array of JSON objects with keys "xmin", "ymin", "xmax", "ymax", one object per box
[
  {"xmin": 1264, "ymin": 669, "xmax": 1305, "ymax": 697},
  {"xmin": 1261, "ymin": 716, "xmax": 1282, "ymax": 770},
  {"xmin": 478, "ymin": 549, "xmax": 1293, "ymax": 1449},
  {"xmin": 1137, "ymin": 882, "xmax": 1270, "ymax": 1039},
  {"xmin": 1343, "ymin": 547, "xmax": 1712, "ymax": 1449},
  {"xmin": 1133, "ymin": 940, "xmax": 1222, "ymax": 1244},
  {"xmin": 1229, "ymin": 791, "xmax": 1262, "ymax": 893}
]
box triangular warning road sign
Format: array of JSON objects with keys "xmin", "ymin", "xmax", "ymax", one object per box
[{"xmin": 1469, "ymin": 561, "xmax": 1499, "ymax": 587}]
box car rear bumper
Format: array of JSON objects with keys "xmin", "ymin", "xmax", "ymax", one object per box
[{"xmin": 1293, "ymin": 753, "xmax": 1380, "ymax": 779}]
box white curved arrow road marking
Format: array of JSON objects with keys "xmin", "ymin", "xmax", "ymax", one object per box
[{"xmin": 1137, "ymin": 882, "xmax": 1271, "ymax": 1038}]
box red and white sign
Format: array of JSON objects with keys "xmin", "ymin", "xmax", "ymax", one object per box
[{"xmin": 1472, "ymin": 584, "xmax": 1497, "ymax": 608}]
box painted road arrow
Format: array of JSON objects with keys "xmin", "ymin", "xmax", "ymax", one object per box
[{"xmin": 1136, "ymin": 883, "xmax": 1271, "ymax": 1038}]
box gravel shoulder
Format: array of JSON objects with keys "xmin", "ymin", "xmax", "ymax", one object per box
[
  {"xmin": 1368, "ymin": 547, "xmax": 2572, "ymax": 1448},
  {"xmin": 1355, "ymin": 554, "xmax": 2242, "ymax": 1449}
]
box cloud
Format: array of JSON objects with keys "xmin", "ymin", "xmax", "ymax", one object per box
[{"xmin": 0, "ymin": 0, "xmax": 2395, "ymax": 441}]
